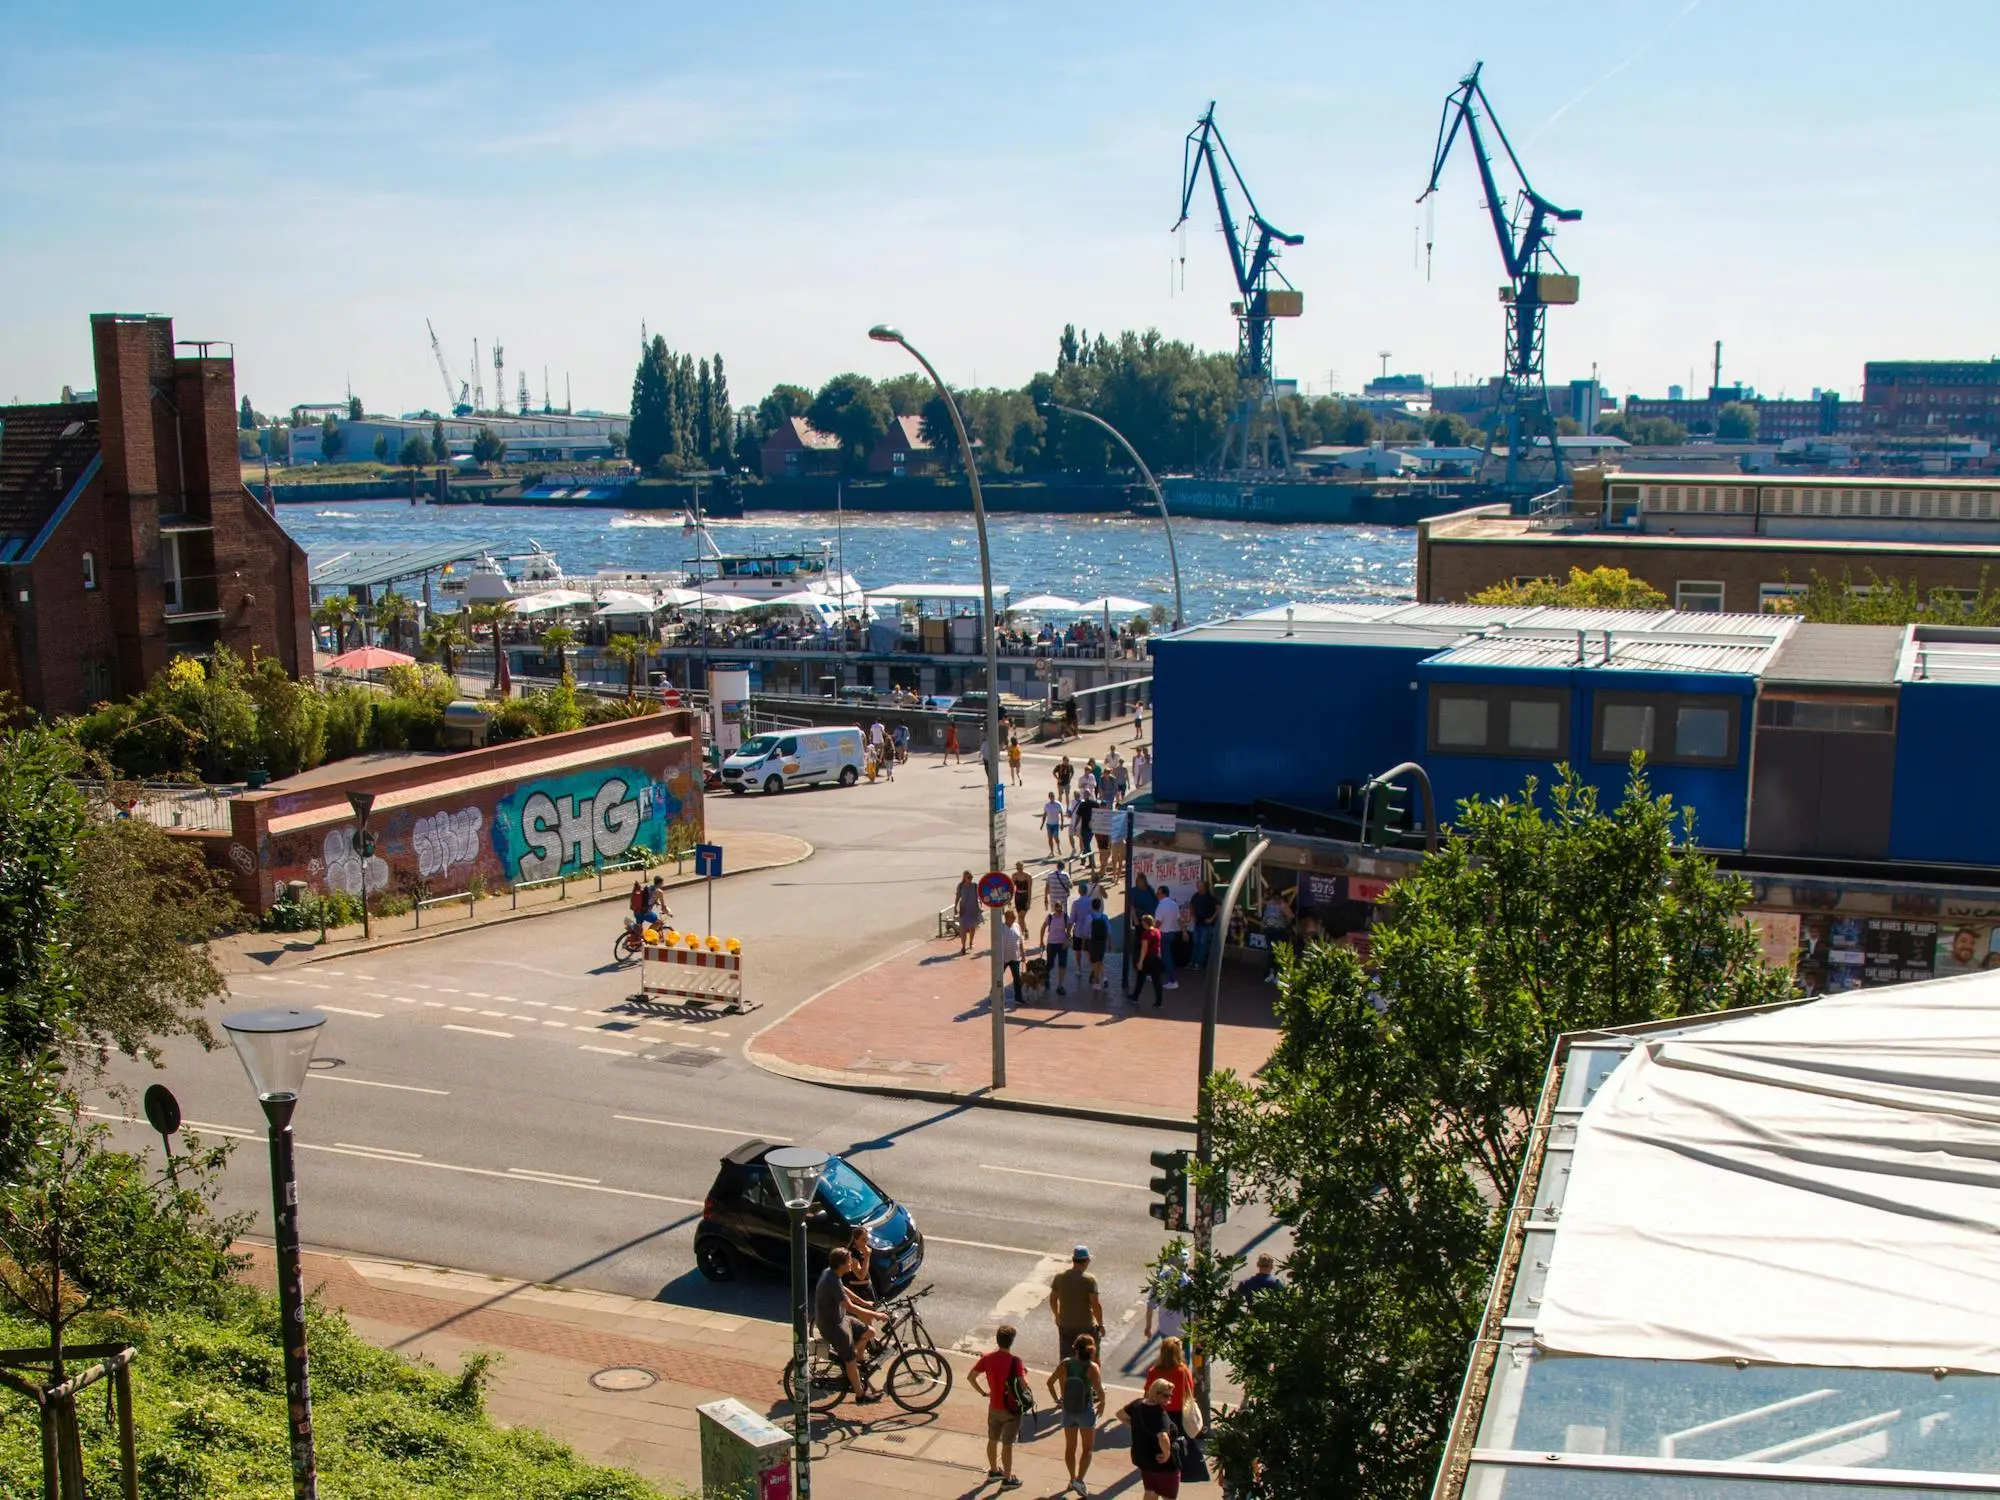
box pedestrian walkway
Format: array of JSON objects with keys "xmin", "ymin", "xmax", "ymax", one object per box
[
  {"xmin": 215, "ymin": 829, "xmax": 812, "ymax": 976},
  {"xmin": 748, "ymin": 930, "xmax": 1279, "ymax": 1125},
  {"xmin": 244, "ymin": 1245, "xmax": 1101, "ymax": 1499}
]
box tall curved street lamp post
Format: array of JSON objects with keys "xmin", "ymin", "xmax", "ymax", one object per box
[
  {"xmin": 767, "ymin": 1147, "xmax": 831, "ymax": 1499},
  {"xmin": 869, "ymin": 325, "xmax": 1008, "ymax": 1088},
  {"xmin": 1041, "ymin": 401, "xmax": 1185, "ymax": 631},
  {"xmin": 221, "ymin": 1008, "xmax": 328, "ymax": 1500}
]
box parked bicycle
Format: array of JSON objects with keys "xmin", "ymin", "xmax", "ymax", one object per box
[{"xmin": 783, "ymin": 1284, "xmax": 952, "ymax": 1414}]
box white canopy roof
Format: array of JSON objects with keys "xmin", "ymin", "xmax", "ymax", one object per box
[
  {"xmin": 675, "ymin": 592, "xmax": 765, "ymax": 614},
  {"xmin": 1013, "ymin": 593, "xmax": 1087, "ymax": 612},
  {"xmin": 506, "ymin": 588, "xmax": 594, "ymax": 614},
  {"xmin": 592, "ymin": 588, "xmax": 663, "ymax": 615},
  {"xmin": 1538, "ymin": 970, "xmax": 2000, "ymax": 1375},
  {"xmin": 867, "ymin": 583, "xmax": 1011, "ymax": 603},
  {"xmin": 1076, "ymin": 595, "xmax": 1153, "ymax": 615}
]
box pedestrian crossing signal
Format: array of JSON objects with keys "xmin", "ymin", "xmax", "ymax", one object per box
[{"xmin": 1148, "ymin": 1148, "xmax": 1188, "ymax": 1232}]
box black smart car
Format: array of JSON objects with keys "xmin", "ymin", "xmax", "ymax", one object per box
[{"xmin": 695, "ymin": 1139, "xmax": 925, "ymax": 1295}]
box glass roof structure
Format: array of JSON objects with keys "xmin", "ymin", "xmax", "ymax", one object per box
[{"xmin": 1436, "ymin": 976, "xmax": 2000, "ymax": 1498}]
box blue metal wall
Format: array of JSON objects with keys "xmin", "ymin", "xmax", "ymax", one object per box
[
  {"xmin": 1890, "ymin": 681, "xmax": 2000, "ymax": 864},
  {"xmin": 1410, "ymin": 662, "xmax": 1759, "ymax": 849},
  {"xmin": 1152, "ymin": 637, "xmax": 1429, "ymax": 810}
]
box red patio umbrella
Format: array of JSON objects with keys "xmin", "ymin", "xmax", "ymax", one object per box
[{"xmin": 326, "ymin": 646, "xmax": 416, "ymax": 671}]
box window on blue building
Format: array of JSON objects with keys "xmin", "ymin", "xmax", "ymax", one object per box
[
  {"xmin": 1593, "ymin": 692, "xmax": 1741, "ymax": 768},
  {"xmin": 1430, "ymin": 688, "xmax": 1569, "ymax": 757}
]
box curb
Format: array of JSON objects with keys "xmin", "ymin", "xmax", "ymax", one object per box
[
  {"xmin": 743, "ymin": 938, "xmax": 1196, "ymax": 1133},
  {"xmin": 228, "ymin": 837, "xmax": 816, "ymax": 972}
]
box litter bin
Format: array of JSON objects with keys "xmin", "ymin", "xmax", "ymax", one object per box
[{"xmin": 697, "ymin": 1397, "xmax": 791, "ymax": 1499}]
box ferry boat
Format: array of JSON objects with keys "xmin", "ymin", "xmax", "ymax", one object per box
[{"xmin": 435, "ymin": 529, "xmax": 866, "ymax": 614}]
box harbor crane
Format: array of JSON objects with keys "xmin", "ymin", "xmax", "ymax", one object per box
[
  {"xmin": 1175, "ymin": 103, "xmax": 1303, "ymax": 474},
  {"xmin": 493, "ymin": 341, "xmax": 506, "ymax": 420},
  {"xmin": 425, "ymin": 319, "xmax": 473, "ymax": 416},
  {"xmin": 1419, "ymin": 61, "xmax": 1581, "ymax": 487}
]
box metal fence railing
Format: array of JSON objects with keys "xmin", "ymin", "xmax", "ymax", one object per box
[
  {"xmin": 1069, "ymin": 675, "xmax": 1153, "ymax": 728},
  {"xmin": 76, "ymin": 780, "xmax": 239, "ymax": 832}
]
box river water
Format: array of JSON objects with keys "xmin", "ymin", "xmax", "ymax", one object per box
[{"xmin": 282, "ymin": 502, "xmax": 1417, "ymax": 622}]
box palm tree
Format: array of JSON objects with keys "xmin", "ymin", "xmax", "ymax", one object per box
[
  {"xmin": 604, "ymin": 634, "xmax": 648, "ymax": 698},
  {"xmin": 372, "ymin": 591, "xmax": 415, "ymax": 653},
  {"xmin": 312, "ymin": 594, "xmax": 356, "ymax": 655},
  {"xmin": 467, "ymin": 603, "xmax": 511, "ymax": 697},
  {"xmin": 422, "ymin": 610, "xmax": 469, "ymax": 676},
  {"xmin": 540, "ymin": 623, "xmax": 577, "ymax": 681}
]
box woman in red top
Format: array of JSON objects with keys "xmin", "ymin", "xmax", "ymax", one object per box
[
  {"xmin": 1129, "ymin": 914, "xmax": 1166, "ymax": 1009},
  {"xmin": 944, "ymin": 721, "xmax": 962, "ymax": 765},
  {"xmin": 1143, "ymin": 1335, "xmax": 1195, "ymax": 1418}
]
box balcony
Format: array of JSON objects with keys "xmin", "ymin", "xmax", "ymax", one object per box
[{"xmin": 163, "ymin": 573, "xmax": 224, "ymax": 622}]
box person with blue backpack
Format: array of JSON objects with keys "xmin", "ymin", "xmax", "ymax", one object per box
[{"xmin": 1044, "ymin": 1331, "xmax": 1106, "ymax": 1496}]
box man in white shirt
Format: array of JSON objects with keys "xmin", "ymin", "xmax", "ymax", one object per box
[{"xmin": 1152, "ymin": 885, "xmax": 1182, "ymax": 991}]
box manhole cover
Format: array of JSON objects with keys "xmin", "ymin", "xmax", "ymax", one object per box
[
  {"xmin": 656, "ymin": 1050, "xmax": 721, "ymax": 1069},
  {"xmin": 308, "ymin": 1057, "xmax": 344, "ymax": 1071},
  {"xmin": 852, "ymin": 1054, "xmax": 951, "ymax": 1078},
  {"xmin": 589, "ymin": 1366, "xmax": 658, "ymax": 1392}
]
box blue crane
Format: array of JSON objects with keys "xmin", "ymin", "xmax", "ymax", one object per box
[
  {"xmin": 1419, "ymin": 62, "xmax": 1581, "ymax": 487},
  {"xmin": 1175, "ymin": 103, "xmax": 1303, "ymax": 473}
]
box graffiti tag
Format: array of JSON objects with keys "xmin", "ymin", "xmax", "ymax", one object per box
[
  {"xmin": 514, "ymin": 775, "xmax": 641, "ymax": 881},
  {"xmin": 412, "ymin": 806, "xmax": 483, "ymax": 879},
  {"xmin": 322, "ymin": 827, "xmax": 388, "ymax": 898}
]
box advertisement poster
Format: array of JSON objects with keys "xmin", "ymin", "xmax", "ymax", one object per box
[
  {"xmin": 1933, "ymin": 924, "xmax": 2000, "ymax": 977},
  {"xmin": 1131, "ymin": 849, "xmax": 1205, "ymax": 905},
  {"xmin": 1298, "ymin": 872, "xmax": 1346, "ymax": 911},
  {"xmin": 1796, "ymin": 916, "xmax": 1938, "ymax": 994}
]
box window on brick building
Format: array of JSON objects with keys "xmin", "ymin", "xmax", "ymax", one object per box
[
  {"xmin": 1675, "ymin": 580, "xmax": 1726, "ymax": 612},
  {"xmin": 81, "ymin": 552, "xmax": 96, "ymax": 590}
]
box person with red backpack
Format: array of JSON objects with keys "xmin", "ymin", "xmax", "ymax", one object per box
[{"xmin": 969, "ymin": 1323, "xmax": 1034, "ymax": 1489}]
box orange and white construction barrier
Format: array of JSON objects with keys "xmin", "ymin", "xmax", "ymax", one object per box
[{"xmin": 638, "ymin": 929, "xmax": 752, "ymax": 1013}]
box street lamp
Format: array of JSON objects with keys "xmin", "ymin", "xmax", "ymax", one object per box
[
  {"xmin": 869, "ymin": 325, "xmax": 1008, "ymax": 1087},
  {"xmin": 221, "ymin": 1007, "xmax": 328, "ymax": 1500},
  {"xmin": 767, "ymin": 1146, "xmax": 830, "ymax": 1500},
  {"xmin": 1041, "ymin": 401, "xmax": 1185, "ymax": 630}
]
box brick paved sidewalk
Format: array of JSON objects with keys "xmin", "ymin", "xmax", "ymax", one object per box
[
  {"xmin": 747, "ymin": 925, "xmax": 1280, "ymax": 1125},
  {"xmin": 245, "ymin": 1245, "xmax": 1107, "ymax": 1499}
]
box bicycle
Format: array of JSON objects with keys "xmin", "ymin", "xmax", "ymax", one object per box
[
  {"xmin": 612, "ymin": 912, "xmax": 670, "ymax": 966},
  {"xmin": 783, "ymin": 1284, "xmax": 952, "ymax": 1414}
]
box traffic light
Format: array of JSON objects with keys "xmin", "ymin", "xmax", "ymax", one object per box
[
  {"xmin": 352, "ymin": 829, "xmax": 377, "ymax": 857},
  {"xmin": 1209, "ymin": 832, "xmax": 1250, "ymax": 893},
  {"xmin": 1148, "ymin": 1148, "xmax": 1188, "ymax": 1231}
]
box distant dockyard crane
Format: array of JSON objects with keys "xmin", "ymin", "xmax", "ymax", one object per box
[
  {"xmin": 471, "ymin": 340, "xmax": 486, "ymax": 418},
  {"xmin": 1419, "ymin": 61, "xmax": 1581, "ymax": 487},
  {"xmin": 426, "ymin": 319, "xmax": 473, "ymax": 416},
  {"xmin": 493, "ymin": 341, "xmax": 507, "ymax": 420},
  {"xmin": 1175, "ymin": 103, "xmax": 1304, "ymax": 474}
]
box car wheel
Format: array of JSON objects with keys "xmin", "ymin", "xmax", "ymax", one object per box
[
  {"xmin": 838, "ymin": 766, "xmax": 858, "ymax": 787},
  {"xmin": 728, "ymin": 785, "xmax": 746, "ymax": 795},
  {"xmin": 763, "ymin": 775, "xmax": 783, "ymax": 795},
  {"xmin": 695, "ymin": 1238, "xmax": 738, "ymax": 1282}
]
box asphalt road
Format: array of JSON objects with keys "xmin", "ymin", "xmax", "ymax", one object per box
[{"xmin": 91, "ymin": 748, "xmax": 1281, "ymax": 1382}]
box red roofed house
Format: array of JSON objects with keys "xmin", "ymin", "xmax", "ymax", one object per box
[
  {"xmin": 868, "ymin": 413, "xmax": 942, "ymax": 477},
  {"xmin": 759, "ymin": 416, "xmax": 843, "ymax": 480},
  {"xmin": 0, "ymin": 313, "xmax": 312, "ymax": 717}
]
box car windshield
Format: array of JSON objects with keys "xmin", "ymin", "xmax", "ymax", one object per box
[
  {"xmin": 816, "ymin": 1156, "xmax": 887, "ymax": 1223},
  {"xmin": 736, "ymin": 735, "xmax": 780, "ymax": 759}
]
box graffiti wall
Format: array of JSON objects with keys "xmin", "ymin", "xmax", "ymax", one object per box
[{"xmin": 233, "ymin": 720, "xmax": 703, "ymax": 912}]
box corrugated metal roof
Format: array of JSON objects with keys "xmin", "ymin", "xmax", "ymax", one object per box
[
  {"xmin": 1240, "ymin": 601, "xmax": 1402, "ymax": 622},
  {"xmin": 1165, "ymin": 616, "xmax": 1469, "ymax": 648},
  {"xmin": 1766, "ymin": 623, "xmax": 1903, "ymax": 687},
  {"xmin": 1898, "ymin": 627, "xmax": 2000, "ymax": 686},
  {"xmin": 1427, "ymin": 634, "xmax": 1776, "ymax": 675}
]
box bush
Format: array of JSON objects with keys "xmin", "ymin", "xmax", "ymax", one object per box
[
  {"xmin": 322, "ymin": 684, "xmax": 374, "ymax": 761},
  {"xmin": 368, "ymin": 695, "xmax": 444, "ymax": 751},
  {"xmin": 487, "ymin": 698, "xmax": 543, "ymax": 743},
  {"xmin": 258, "ymin": 887, "xmax": 363, "ymax": 933},
  {"xmin": 243, "ymin": 657, "xmax": 325, "ymax": 776}
]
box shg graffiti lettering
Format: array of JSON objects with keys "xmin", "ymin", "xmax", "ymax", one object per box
[{"xmin": 514, "ymin": 775, "xmax": 641, "ymax": 880}]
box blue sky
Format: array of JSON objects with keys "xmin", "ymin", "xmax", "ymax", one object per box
[{"xmin": 3, "ymin": 0, "xmax": 1995, "ymax": 416}]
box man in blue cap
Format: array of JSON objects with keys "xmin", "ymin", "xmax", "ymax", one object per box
[{"xmin": 1047, "ymin": 1244, "xmax": 1103, "ymax": 1370}]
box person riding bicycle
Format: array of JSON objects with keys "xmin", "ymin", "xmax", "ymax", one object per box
[{"xmin": 815, "ymin": 1248, "xmax": 884, "ymax": 1401}]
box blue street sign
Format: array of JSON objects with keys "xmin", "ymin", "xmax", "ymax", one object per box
[
  {"xmin": 695, "ymin": 843, "xmax": 724, "ymax": 878},
  {"xmin": 992, "ymin": 783, "xmax": 1005, "ymax": 813}
]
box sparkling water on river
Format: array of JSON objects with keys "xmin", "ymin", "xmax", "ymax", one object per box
[{"xmin": 282, "ymin": 502, "xmax": 1417, "ymax": 623}]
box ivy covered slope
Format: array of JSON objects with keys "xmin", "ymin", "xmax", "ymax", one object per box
[{"xmin": 0, "ymin": 1297, "xmax": 672, "ymax": 1500}]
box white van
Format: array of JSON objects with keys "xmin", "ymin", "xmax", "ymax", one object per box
[{"xmin": 721, "ymin": 727, "xmax": 866, "ymax": 795}]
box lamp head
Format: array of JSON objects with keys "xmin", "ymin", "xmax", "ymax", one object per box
[
  {"xmin": 220, "ymin": 1007, "xmax": 327, "ymax": 1102},
  {"xmin": 766, "ymin": 1145, "xmax": 832, "ymax": 1211},
  {"xmin": 867, "ymin": 325, "xmax": 904, "ymax": 345}
]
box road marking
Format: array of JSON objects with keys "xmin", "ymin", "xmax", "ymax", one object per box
[
  {"xmin": 516, "ymin": 999, "xmax": 543, "ymax": 1006},
  {"xmin": 542, "ymin": 1020, "xmax": 568, "ymax": 1028},
  {"xmin": 493, "ymin": 994, "xmax": 519, "ymax": 1002},
  {"xmin": 550, "ymin": 1005, "xmax": 576, "ymax": 1012},
  {"xmin": 363, "ymin": 992, "xmax": 390, "ymax": 999},
  {"xmin": 926, "ymin": 1234, "xmax": 1052, "ymax": 1258},
  {"xmin": 442, "ymin": 1024, "xmax": 512, "ymax": 1039},
  {"xmin": 579, "ymin": 1045, "xmax": 634, "ymax": 1057},
  {"xmin": 317, "ymin": 1005, "xmax": 381, "ymax": 1019},
  {"xmin": 435, "ymin": 987, "xmax": 461, "ymax": 993},
  {"xmin": 466, "ymin": 991, "xmax": 489, "ymax": 998},
  {"xmin": 392, "ymin": 996, "xmax": 417, "ymax": 1004},
  {"xmin": 308, "ymin": 1075, "xmax": 449, "ymax": 1096},
  {"xmin": 348, "ymin": 973, "xmax": 376, "ymax": 980},
  {"xmin": 478, "ymin": 1010, "xmax": 506, "ymax": 1018},
  {"xmin": 318, "ymin": 969, "xmax": 346, "ymax": 975},
  {"xmin": 421, "ymin": 1000, "xmax": 445, "ymax": 1008},
  {"xmin": 408, "ymin": 982, "xmax": 430, "ymax": 989},
  {"xmin": 979, "ymin": 1164, "xmax": 1147, "ymax": 1192},
  {"xmin": 81, "ymin": 1110, "xmax": 698, "ymax": 1205},
  {"xmin": 450, "ymin": 1005, "xmax": 475, "ymax": 1013},
  {"xmin": 614, "ymin": 1115, "xmax": 792, "ymax": 1141},
  {"xmin": 335, "ymin": 1142, "xmax": 423, "ymax": 1158},
  {"xmin": 509, "ymin": 1167, "xmax": 601, "ymax": 1185}
]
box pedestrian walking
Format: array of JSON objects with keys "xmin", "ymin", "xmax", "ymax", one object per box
[
  {"xmin": 1041, "ymin": 903, "xmax": 1072, "ymax": 997},
  {"xmin": 1065, "ymin": 698, "xmax": 1080, "ymax": 741},
  {"xmin": 1069, "ymin": 882, "xmax": 1094, "ymax": 979},
  {"xmin": 881, "ymin": 724, "xmax": 896, "ymax": 780},
  {"xmin": 1130, "ymin": 914, "xmax": 1167, "ymax": 1008},
  {"xmin": 1067, "ymin": 787, "xmax": 1089, "ymax": 857},
  {"xmin": 969, "ymin": 1324, "xmax": 1031, "ymax": 1490},
  {"xmin": 1145, "ymin": 1246, "xmax": 1192, "ymax": 1343},
  {"xmin": 1132, "ymin": 744, "xmax": 1152, "ymax": 791},
  {"xmin": 1055, "ymin": 755, "xmax": 1074, "ymax": 799},
  {"xmin": 1046, "ymin": 860, "xmax": 1073, "ymax": 916},
  {"xmin": 1073, "ymin": 786, "xmax": 1099, "ymax": 865},
  {"xmin": 1001, "ymin": 910, "xmax": 1024, "ymax": 1006},
  {"xmin": 1007, "ymin": 733, "xmax": 1023, "ymax": 786},
  {"xmin": 1133, "ymin": 706, "xmax": 1145, "ymax": 741},
  {"xmin": 1048, "ymin": 1246, "xmax": 1104, "ymax": 1370},
  {"xmin": 1143, "ymin": 1336, "xmax": 1195, "ymax": 1421},
  {"xmin": 1129, "ymin": 1379, "xmax": 1179, "ymax": 1500},
  {"xmin": 955, "ymin": 871, "xmax": 981, "ymax": 957},
  {"xmin": 1237, "ymin": 1253, "xmax": 1284, "ymax": 1303},
  {"xmin": 1153, "ymin": 885, "xmax": 1182, "ymax": 991},
  {"xmin": 1189, "ymin": 883, "xmax": 1220, "ymax": 973},
  {"xmin": 1087, "ymin": 897, "xmax": 1110, "ymax": 996},
  {"xmin": 945, "ymin": 720, "xmax": 962, "ymax": 765},
  {"xmin": 1012, "ymin": 860, "xmax": 1034, "ymax": 929},
  {"xmin": 1045, "ymin": 1332, "xmax": 1105, "ymax": 1497},
  {"xmin": 1260, "ymin": 888, "xmax": 1294, "ymax": 984},
  {"xmin": 1043, "ymin": 791, "xmax": 1066, "ymax": 859},
  {"xmin": 892, "ymin": 721, "xmax": 910, "ymax": 765}
]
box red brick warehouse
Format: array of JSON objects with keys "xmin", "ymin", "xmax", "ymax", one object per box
[{"xmin": 0, "ymin": 313, "xmax": 311, "ymax": 716}]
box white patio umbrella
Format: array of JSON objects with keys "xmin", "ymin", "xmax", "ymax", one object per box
[
  {"xmin": 675, "ymin": 592, "xmax": 765, "ymax": 613},
  {"xmin": 507, "ymin": 588, "xmax": 594, "ymax": 615},
  {"xmin": 1013, "ymin": 593, "xmax": 1086, "ymax": 612},
  {"xmin": 1074, "ymin": 595, "xmax": 1153, "ymax": 614},
  {"xmin": 593, "ymin": 588, "xmax": 663, "ymax": 616}
]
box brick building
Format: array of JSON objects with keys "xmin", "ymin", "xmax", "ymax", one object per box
[
  {"xmin": 0, "ymin": 313, "xmax": 311, "ymax": 717},
  {"xmin": 1624, "ymin": 389, "xmax": 1869, "ymax": 442},
  {"xmin": 1864, "ymin": 359, "xmax": 2000, "ymax": 441},
  {"xmin": 866, "ymin": 413, "xmax": 940, "ymax": 477},
  {"xmin": 758, "ymin": 416, "xmax": 843, "ymax": 479}
]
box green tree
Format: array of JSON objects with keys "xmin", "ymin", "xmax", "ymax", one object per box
[
  {"xmin": 313, "ymin": 594, "xmax": 355, "ymax": 654},
  {"xmin": 1202, "ymin": 766, "xmax": 1794, "ymax": 1498},
  {"xmin": 807, "ymin": 373, "xmax": 891, "ymax": 472},
  {"xmin": 238, "ymin": 395, "xmax": 256, "ymax": 430},
  {"xmin": 755, "ymin": 383, "xmax": 813, "ymax": 437},
  {"xmin": 471, "ymin": 426, "xmax": 506, "ymax": 465},
  {"xmin": 467, "ymin": 603, "xmax": 511, "ymax": 696},
  {"xmin": 373, "ymin": 432, "xmax": 389, "ymax": 462},
  {"xmin": 347, "ymin": 392, "xmax": 363, "ymax": 421},
  {"xmin": 1791, "ymin": 568, "xmax": 2000, "ymax": 625},
  {"xmin": 1467, "ymin": 565, "xmax": 1668, "ymax": 610},
  {"xmin": 244, "ymin": 653, "xmax": 327, "ymax": 775},
  {"xmin": 370, "ymin": 590, "xmax": 415, "ymax": 652},
  {"xmin": 696, "ymin": 358, "xmax": 715, "ymax": 467},
  {"xmin": 628, "ymin": 335, "xmax": 674, "ymax": 472},
  {"xmin": 608, "ymin": 428, "xmax": 627, "ymax": 459},
  {"xmin": 539, "ymin": 623, "xmax": 576, "ymax": 679},
  {"xmin": 603, "ymin": 634, "xmax": 648, "ymax": 698},
  {"xmin": 432, "ymin": 416, "xmax": 449, "ymax": 464},
  {"xmin": 397, "ymin": 434, "xmax": 432, "ymax": 467},
  {"xmin": 879, "ymin": 372, "xmax": 931, "ymax": 417},
  {"xmin": 708, "ymin": 354, "xmax": 732, "ymax": 466},
  {"xmin": 1716, "ymin": 401, "xmax": 1760, "ymax": 441},
  {"xmin": 918, "ymin": 391, "xmax": 962, "ymax": 467},
  {"xmin": 320, "ymin": 414, "xmax": 346, "ymax": 461}
]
